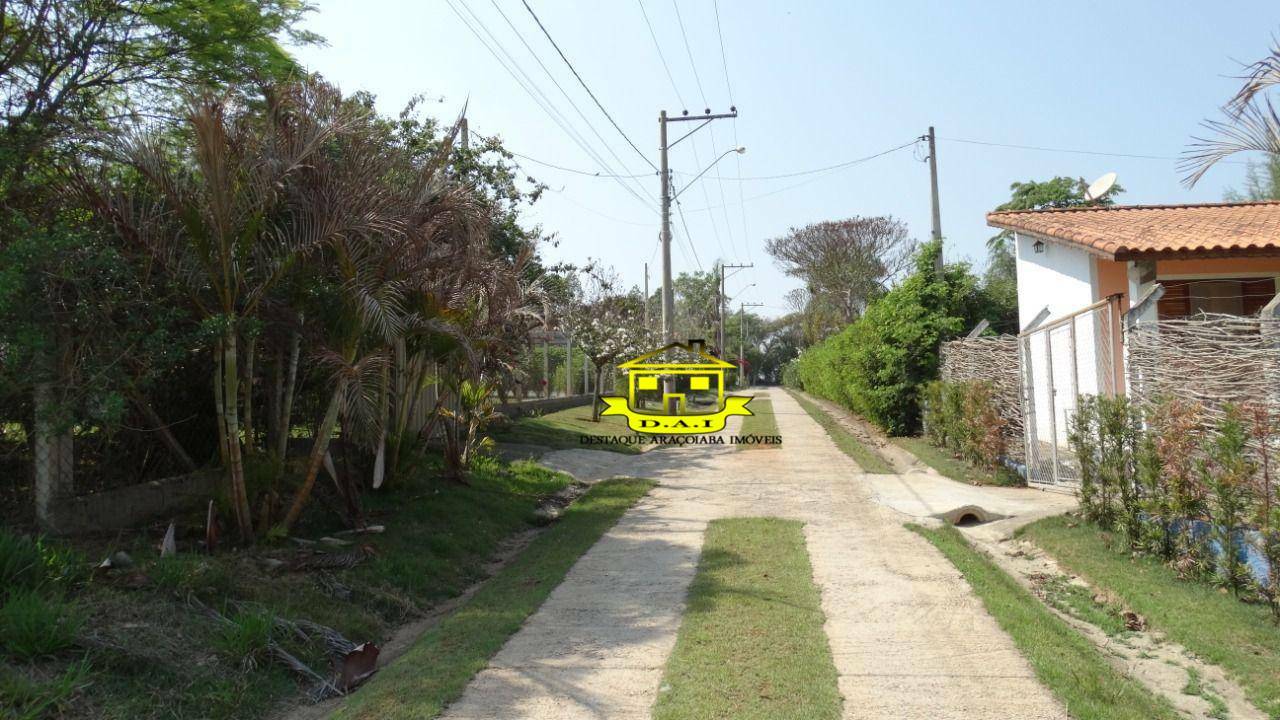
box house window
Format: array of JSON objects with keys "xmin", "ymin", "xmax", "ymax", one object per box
[
  {"xmin": 638, "ymin": 376, "xmax": 658, "ymax": 391},
  {"xmin": 1156, "ymin": 278, "xmax": 1278, "ymax": 319},
  {"xmin": 689, "ymin": 376, "xmax": 710, "ymax": 391}
]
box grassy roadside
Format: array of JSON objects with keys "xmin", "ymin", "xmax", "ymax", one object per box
[
  {"xmin": 334, "ymin": 478, "xmax": 655, "ymax": 720},
  {"xmin": 908, "ymin": 523, "xmax": 1179, "ymax": 720},
  {"xmin": 1021, "ymin": 515, "xmax": 1280, "ymax": 718},
  {"xmin": 1, "ymin": 456, "xmax": 573, "ymax": 720},
  {"xmin": 489, "ymin": 404, "xmax": 643, "ymax": 454},
  {"xmin": 652, "ymin": 518, "xmax": 841, "ymax": 720},
  {"xmin": 891, "ymin": 436, "xmax": 1021, "ymax": 486},
  {"xmin": 736, "ymin": 398, "xmax": 781, "ymax": 450},
  {"xmin": 785, "ymin": 390, "xmax": 892, "ymax": 472}
]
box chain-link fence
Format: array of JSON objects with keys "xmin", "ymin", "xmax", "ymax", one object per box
[
  {"xmin": 939, "ymin": 335, "xmax": 1024, "ymax": 462},
  {"xmin": 1019, "ymin": 298, "xmax": 1122, "ymax": 488}
]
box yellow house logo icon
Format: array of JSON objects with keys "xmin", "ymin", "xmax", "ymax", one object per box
[{"xmin": 600, "ymin": 339, "xmax": 753, "ymax": 434}]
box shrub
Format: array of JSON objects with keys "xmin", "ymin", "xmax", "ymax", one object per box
[
  {"xmin": 922, "ymin": 379, "xmax": 1006, "ymax": 471},
  {"xmin": 1201, "ymin": 407, "xmax": 1256, "ymax": 595},
  {"xmin": 1068, "ymin": 395, "xmax": 1138, "ymax": 530},
  {"xmin": 788, "ymin": 242, "xmax": 997, "ymax": 435},
  {"xmin": 0, "ymin": 590, "xmax": 82, "ymax": 661},
  {"xmin": 1247, "ymin": 403, "xmax": 1280, "ymax": 619}
]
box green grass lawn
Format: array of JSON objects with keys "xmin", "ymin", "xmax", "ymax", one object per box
[
  {"xmin": 1021, "ymin": 515, "xmax": 1280, "ymax": 718},
  {"xmin": 891, "ymin": 436, "xmax": 1021, "ymax": 486},
  {"xmin": 334, "ymin": 478, "xmax": 654, "ymax": 720},
  {"xmin": 489, "ymin": 403, "xmax": 643, "ymax": 454},
  {"xmin": 785, "ymin": 390, "xmax": 892, "ymax": 472},
  {"xmin": 736, "ymin": 398, "xmax": 781, "ymax": 450},
  {"xmin": 1, "ymin": 455, "xmax": 581, "ymax": 720},
  {"xmin": 652, "ymin": 518, "xmax": 841, "ymax": 720},
  {"xmin": 909, "ymin": 523, "xmax": 1180, "ymax": 720}
]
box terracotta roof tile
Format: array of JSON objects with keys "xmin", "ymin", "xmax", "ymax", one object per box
[{"xmin": 985, "ymin": 201, "xmax": 1280, "ymax": 260}]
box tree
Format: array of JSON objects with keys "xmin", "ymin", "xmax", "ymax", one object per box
[
  {"xmin": 1183, "ymin": 39, "xmax": 1280, "ymax": 186},
  {"xmin": 0, "ymin": 0, "xmax": 316, "ymax": 210},
  {"xmin": 789, "ymin": 241, "xmax": 998, "ymax": 434},
  {"xmin": 1225, "ymin": 155, "xmax": 1280, "ymax": 201},
  {"xmin": 984, "ymin": 176, "xmax": 1123, "ymax": 332},
  {"xmin": 765, "ymin": 216, "xmax": 914, "ymax": 340},
  {"xmin": 567, "ymin": 266, "xmax": 652, "ymax": 421},
  {"xmin": 84, "ymin": 83, "xmax": 349, "ymax": 540}
]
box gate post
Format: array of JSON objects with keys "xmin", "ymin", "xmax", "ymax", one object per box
[{"xmin": 34, "ymin": 382, "xmax": 74, "ymax": 531}]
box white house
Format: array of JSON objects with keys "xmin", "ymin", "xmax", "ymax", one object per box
[
  {"xmin": 987, "ymin": 200, "xmax": 1280, "ymax": 485},
  {"xmin": 990, "ymin": 201, "xmax": 1280, "ymax": 333}
]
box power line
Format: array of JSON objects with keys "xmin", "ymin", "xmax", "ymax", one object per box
[
  {"xmin": 667, "ymin": 0, "xmax": 736, "ymax": 261},
  {"xmin": 500, "ymin": 145, "xmax": 655, "ymax": 178},
  {"xmin": 671, "ymin": 0, "xmax": 708, "ymax": 107},
  {"xmin": 485, "ymin": 0, "xmax": 657, "ymax": 204},
  {"xmin": 637, "ymin": 0, "xmax": 685, "ymax": 107},
  {"xmin": 942, "ymin": 136, "xmax": 1246, "ymax": 165},
  {"xmin": 519, "ymin": 0, "xmax": 659, "ymax": 172},
  {"xmin": 712, "ymin": 0, "xmax": 751, "ymax": 262},
  {"xmin": 673, "ymin": 196, "xmax": 704, "ymax": 271},
  {"xmin": 447, "ymin": 0, "xmax": 655, "ymax": 210},
  {"xmin": 681, "ymin": 140, "xmax": 919, "ymax": 213},
  {"xmin": 712, "ymin": 0, "xmax": 733, "ymax": 102}
]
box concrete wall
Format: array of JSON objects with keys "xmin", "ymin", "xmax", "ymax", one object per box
[
  {"xmin": 43, "ymin": 471, "xmax": 218, "ymax": 535},
  {"xmin": 1014, "ymin": 231, "xmax": 1097, "ymax": 329},
  {"xmin": 494, "ymin": 394, "xmax": 593, "ymax": 420}
]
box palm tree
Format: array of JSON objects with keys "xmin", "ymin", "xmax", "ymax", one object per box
[
  {"xmin": 1183, "ymin": 43, "xmax": 1280, "ymax": 187},
  {"xmin": 83, "ymin": 82, "xmax": 349, "ymax": 540}
]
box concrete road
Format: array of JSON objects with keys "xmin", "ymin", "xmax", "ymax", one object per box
[{"xmin": 438, "ymin": 388, "xmax": 1069, "ymax": 720}]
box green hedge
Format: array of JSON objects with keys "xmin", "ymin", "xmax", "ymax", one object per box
[{"xmin": 783, "ymin": 242, "xmax": 998, "ymax": 435}]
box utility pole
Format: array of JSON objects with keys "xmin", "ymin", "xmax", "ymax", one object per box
[
  {"xmin": 461, "ymin": 117, "xmax": 469, "ymax": 151},
  {"xmin": 719, "ymin": 263, "xmax": 752, "ymax": 357},
  {"xmin": 565, "ymin": 329, "xmax": 572, "ymax": 397},
  {"xmin": 738, "ymin": 302, "xmax": 764, "ymax": 388},
  {"xmin": 660, "ymin": 108, "xmax": 739, "ymax": 411},
  {"xmin": 924, "ymin": 126, "xmax": 942, "ymax": 268},
  {"xmin": 643, "ymin": 262, "xmax": 650, "ymax": 332}
]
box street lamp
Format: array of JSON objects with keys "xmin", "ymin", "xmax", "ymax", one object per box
[{"xmin": 672, "ymin": 147, "xmax": 746, "ymax": 200}]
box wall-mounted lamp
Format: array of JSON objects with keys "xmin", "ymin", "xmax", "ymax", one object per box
[{"xmin": 1033, "ymin": 239, "xmax": 1046, "ymax": 254}]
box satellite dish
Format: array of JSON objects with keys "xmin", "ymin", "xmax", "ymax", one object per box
[{"xmin": 1084, "ymin": 172, "xmax": 1118, "ymax": 202}]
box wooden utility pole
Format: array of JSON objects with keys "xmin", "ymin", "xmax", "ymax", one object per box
[{"xmin": 925, "ymin": 126, "xmax": 942, "ymax": 269}]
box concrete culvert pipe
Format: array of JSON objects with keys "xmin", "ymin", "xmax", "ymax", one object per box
[{"xmin": 935, "ymin": 505, "xmax": 1007, "ymax": 527}]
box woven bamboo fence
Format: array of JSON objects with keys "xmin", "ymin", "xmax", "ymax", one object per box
[
  {"xmin": 1126, "ymin": 314, "xmax": 1280, "ymax": 427},
  {"xmin": 939, "ymin": 335, "xmax": 1024, "ymax": 461}
]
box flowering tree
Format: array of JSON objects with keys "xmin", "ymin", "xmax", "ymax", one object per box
[{"xmin": 566, "ymin": 266, "xmax": 653, "ymax": 421}]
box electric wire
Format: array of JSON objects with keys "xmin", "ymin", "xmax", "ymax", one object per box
[
  {"xmin": 942, "ymin": 136, "xmax": 1247, "ymax": 165},
  {"xmin": 637, "ymin": 0, "xmax": 686, "ymax": 107},
  {"xmin": 519, "ymin": 0, "xmax": 659, "ymax": 172},
  {"xmin": 669, "ymin": 0, "xmax": 734, "ymax": 262},
  {"xmin": 681, "ymin": 140, "xmax": 918, "ymax": 214},
  {"xmin": 712, "ymin": 0, "xmax": 751, "ymax": 263},
  {"xmin": 486, "ymin": 0, "xmax": 658, "ymax": 204},
  {"xmin": 446, "ymin": 0, "xmax": 654, "ymax": 211}
]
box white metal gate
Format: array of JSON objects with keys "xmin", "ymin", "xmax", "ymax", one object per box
[{"xmin": 1018, "ymin": 297, "xmax": 1122, "ymax": 488}]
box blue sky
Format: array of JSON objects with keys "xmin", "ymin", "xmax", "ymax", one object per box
[{"xmin": 293, "ymin": 0, "xmax": 1275, "ymax": 318}]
